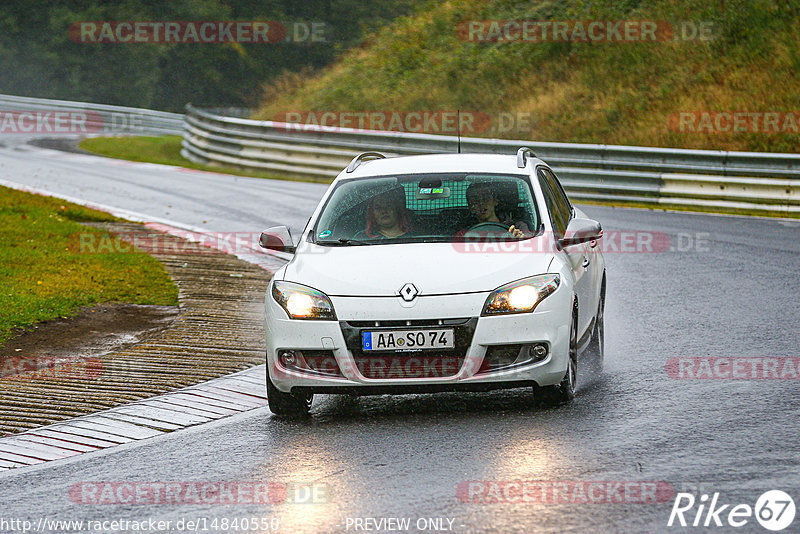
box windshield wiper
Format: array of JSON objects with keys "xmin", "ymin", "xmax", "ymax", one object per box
[{"xmin": 316, "ymin": 238, "xmax": 370, "ymax": 246}]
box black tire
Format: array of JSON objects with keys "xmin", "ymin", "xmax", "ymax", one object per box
[
  {"xmin": 266, "ymin": 369, "xmax": 312, "ymax": 417},
  {"xmin": 538, "ymin": 312, "xmax": 578, "ymax": 405}
]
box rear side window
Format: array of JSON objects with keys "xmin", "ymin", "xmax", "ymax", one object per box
[{"xmin": 537, "ymin": 168, "xmax": 571, "ymax": 237}]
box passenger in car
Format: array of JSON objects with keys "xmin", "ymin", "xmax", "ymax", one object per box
[
  {"xmin": 354, "ymin": 187, "xmax": 414, "ymax": 239},
  {"xmin": 457, "ymin": 182, "xmax": 530, "ymax": 238}
]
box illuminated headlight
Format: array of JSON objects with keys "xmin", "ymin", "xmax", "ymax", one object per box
[
  {"xmin": 482, "ymin": 274, "xmax": 560, "ymax": 316},
  {"xmin": 272, "ymin": 281, "xmax": 337, "ymax": 320}
]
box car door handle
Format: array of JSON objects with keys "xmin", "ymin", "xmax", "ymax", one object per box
[{"xmin": 582, "ymin": 255, "xmax": 590, "ymax": 268}]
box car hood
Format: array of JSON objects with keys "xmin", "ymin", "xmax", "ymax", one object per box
[{"xmin": 281, "ymin": 240, "xmax": 555, "ymax": 296}]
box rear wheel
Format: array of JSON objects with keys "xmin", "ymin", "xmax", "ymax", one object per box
[
  {"xmin": 266, "ymin": 369, "xmax": 312, "ymax": 417},
  {"xmin": 538, "ymin": 312, "xmax": 578, "ymax": 405}
]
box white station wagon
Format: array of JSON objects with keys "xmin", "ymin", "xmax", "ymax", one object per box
[{"xmin": 260, "ymin": 148, "xmax": 605, "ymax": 416}]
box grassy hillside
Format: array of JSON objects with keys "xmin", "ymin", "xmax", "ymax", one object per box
[{"xmin": 255, "ymin": 0, "xmax": 800, "ymax": 153}]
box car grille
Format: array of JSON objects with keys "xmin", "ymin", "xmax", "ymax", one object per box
[{"xmin": 339, "ymin": 318, "xmax": 478, "ymax": 380}]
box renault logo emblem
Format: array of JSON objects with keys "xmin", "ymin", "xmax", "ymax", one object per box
[{"xmin": 399, "ymin": 283, "xmax": 419, "ymax": 302}]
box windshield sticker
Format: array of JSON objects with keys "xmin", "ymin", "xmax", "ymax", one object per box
[
  {"xmin": 416, "ymin": 186, "xmax": 451, "ymax": 200},
  {"xmin": 318, "ymin": 230, "xmax": 332, "ymax": 238}
]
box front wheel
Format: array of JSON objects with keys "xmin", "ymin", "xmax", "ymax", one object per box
[
  {"xmin": 266, "ymin": 370, "xmax": 312, "ymax": 417},
  {"xmin": 538, "ymin": 314, "xmax": 577, "ymax": 405}
]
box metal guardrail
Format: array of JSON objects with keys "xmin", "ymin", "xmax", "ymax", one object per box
[
  {"xmin": 182, "ymin": 105, "xmax": 799, "ymax": 215},
  {"xmin": 2, "ymin": 95, "xmax": 794, "ymax": 215},
  {"xmin": 0, "ymin": 94, "xmax": 183, "ymax": 135}
]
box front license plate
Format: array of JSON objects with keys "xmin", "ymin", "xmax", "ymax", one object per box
[{"xmin": 362, "ymin": 329, "xmax": 454, "ymax": 351}]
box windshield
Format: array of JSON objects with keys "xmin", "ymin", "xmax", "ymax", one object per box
[{"xmin": 311, "ymin": 173, "xmax": 541, "ymax": 245}]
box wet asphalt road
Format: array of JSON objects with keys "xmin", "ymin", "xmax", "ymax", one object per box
[{"xmin": 0, "ymin": 138, "xmax": 798, "ymax": 533}]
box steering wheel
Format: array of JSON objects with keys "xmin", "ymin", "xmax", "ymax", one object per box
[
  {"xmin": 468, "ymin": 222, "xmax": 509, "ymax": 232},
  {"xmin": 463, "ymin": 221, "xmax": 512, "ymax": 239}
]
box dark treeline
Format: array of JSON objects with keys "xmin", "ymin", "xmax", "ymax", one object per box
[{"xmin": 0, "ymin": 0, "xmax": 422, "ymax": 111}]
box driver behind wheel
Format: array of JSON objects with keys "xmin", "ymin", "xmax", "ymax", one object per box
[{"xmin": 457, "ymin": 182, "xmax": 530, "ymax": 238}]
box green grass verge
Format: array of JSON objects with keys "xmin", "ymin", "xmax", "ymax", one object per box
[
  {"xmin": 0, "ymin": 186, "xmax": 179, "ymax": 344},
  {"xmin": 79, "ymin": 136, "xmax": 334, "ymax": 184}
]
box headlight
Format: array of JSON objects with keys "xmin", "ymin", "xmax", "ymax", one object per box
[
  {"xmin": 272, "ymin": 281, "xmax": 337, "ymax": 320},
  {"xmin": 482, "ymin": 274, "xmax": 560, "ymax": 316}
]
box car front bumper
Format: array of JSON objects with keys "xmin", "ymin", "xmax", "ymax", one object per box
[{"xmin": 264, "ymin": 283, "xmax": 572, "ymax": 395}]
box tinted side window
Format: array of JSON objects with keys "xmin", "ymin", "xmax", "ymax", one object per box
[
  {"xmin": 537, "ymin": 169, "xmax": 568, "ymax": 237},
  {"xmin": 543, "ymin": 168, "xmax": 572, "ymax": 214},
  {"xmin": 542, "ymin": 168, "xmax": 572, "ymax": 223}
]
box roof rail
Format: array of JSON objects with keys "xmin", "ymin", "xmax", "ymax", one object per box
[
  {"xmin": 346, "ymin": 152, "xmax": 386, "ymax": 173},
  {"xmin": 516, "ymin": 147, "xmax": 536, "ymax": 168}
]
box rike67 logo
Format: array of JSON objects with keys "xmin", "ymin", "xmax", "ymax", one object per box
[{"xmin": 668, "ymin": 490, "xmax": 796, "ymax": 531}]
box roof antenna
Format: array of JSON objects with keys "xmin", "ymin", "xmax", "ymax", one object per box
[{"xmin": 457, "ymin": 110, "xmax": 462, "ymax": 154}]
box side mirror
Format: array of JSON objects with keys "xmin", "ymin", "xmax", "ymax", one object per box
[
  {"xmin": 259, "ymin": 225, "xmax": 296, "ymax": 254},
  {"xmin": 558, "ymin": 218, "xmax": 602, "ymax": 249}
]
